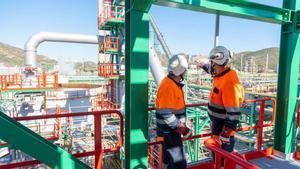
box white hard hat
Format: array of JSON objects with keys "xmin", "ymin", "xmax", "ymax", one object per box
[
  {"xmin": 209, "ymin": 46, "xmax": 233, "ymax": 66},
  {"xmin": 168, "ymin": 54, "xmax": 188, "ymax": 76}
]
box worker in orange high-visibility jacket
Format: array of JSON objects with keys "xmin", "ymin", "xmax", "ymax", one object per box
[
  {"xmin": 156, "ymin": 54, "xmax": 192, "ymax": 169},
  {"xmin": 198, "ymin": 46, "xmax": 244, "ymax": 152}
]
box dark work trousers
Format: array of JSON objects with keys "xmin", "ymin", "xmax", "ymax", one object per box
[
  {"xmin": 209, "ymin": 115, "xmax": 235, "ymax": 166},
  {"xmin": 209, "ymin": 115, "xmax": 235, "ymax": 152},
  {"xmin": 159, "ymin": 131, "xmax": 187, "ymax": 169}
]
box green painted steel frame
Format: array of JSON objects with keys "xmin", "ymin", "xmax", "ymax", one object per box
[
  {"xmin": 0, "ymin": 112, "xmax": 90, "ymax": 169},
  {"xmin": 186, "ymin": 108, "xmax": 210, "ymax": 161},
  {"xmin": 153, "ymin": 0, "xmax": 292, "ymax": 24},
  {"xmin": 125, "ymin": 0, "xmax": 151, "ymax": 168},
  {"xmin": 274, "ymin": 0, "xmax": 300, "ymax": 154},
  {"xmin": 0, "ymin": 0, "xmax": 296, "ymax": 167}
]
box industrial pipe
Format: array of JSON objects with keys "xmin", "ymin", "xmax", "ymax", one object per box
[
  {"xmin": 149, "ymin": 45, "xmax": 165, "ymax": 85},
  {"xmin": 24, "ymin": 32, "xmax": 166, "ymax": 85},
  {"xmin": 24, "ymin": 32, "xmax": 103, "ymax": 67}
]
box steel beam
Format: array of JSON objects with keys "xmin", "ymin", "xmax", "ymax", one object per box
[
  {"xmin": 274, "ymin": 1, "xmax": 300, "ymax": 154},
  {"xmin": 153, "ymin": 0, "xmax": 292, "ymax": 24},
  {"xmin": 125, "ymin": 0, "xmax": 151, "ymax": 168},
  {"xmin": 132, "ymin": 0, "xmax": 152, "ymax": 12},
  {"xmin": 0, "ymin": 112, "xmax": 90, "ymax": 169}
]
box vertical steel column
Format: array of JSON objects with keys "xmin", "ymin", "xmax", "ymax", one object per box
[
  {"xmin": 44, "ymin": 92, "xmax": 47, "ymax": 112},
  {"xmin": 194, "ymin": 112, "xmax": 200, "ymax": 161},
  {"xmin": 257, "ymin": 101, "xmax": 265, "ymax": 151},
  {"xmin": 214, "ymin": 13, "xmax": 220, "ymax": 47},
  {"xmin": 95, "ymin": 114, "xmax": 102, "ymax": 169},
  {"xmin": 125, "ymin": 1, "xmax": 152, "ymax": 168},
  {"xmin": 274, "ymin": 0, "xmax": 300, "ymax": 154},
  {"xmin": 186, "ymin": 140, "xmax": 194, "ymax": 162},
  {"xmin": 195, "ymin": 115, "xmax": 209, "ymax": 160},
  {"xmin": 249, "ymin": 95, "xmax": 256, "ymax": 137},
  {"xmin": 43, "ymin": 72, "xmax": 46, "ymax": 87}
]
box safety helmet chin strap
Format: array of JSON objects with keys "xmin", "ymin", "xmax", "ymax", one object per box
[
  {"xmin": 168, "ymin": 72, "xmax": 186, "ymax": 87},
  {"xmin": 210, "ymin": 61, "xmax": 216, "ymax": 77},
  {"xmin": 180, "ymin": 74, "xmax": 184, "ymax": 81}
]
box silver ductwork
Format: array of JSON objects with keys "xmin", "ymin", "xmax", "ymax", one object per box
[
  {"xmin": 24, "ymin": 32, "xmax": 102, "ymax": 67},
  {"xmin": 24, "ymin": 32, "xmax": 165, "ymax": 85},
  {"xmin": 149, "ymin": 45, "xmax": 165, "ymax": 85}
]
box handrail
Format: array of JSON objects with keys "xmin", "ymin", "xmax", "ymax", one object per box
[
  {"xmin": 148, "ymin": 103, "xmax": 208, "ymax": 111},
  {"xmin": 98, "ymin": 63, "xmax": 123, "ymax": 77},
  {"xmin": 99, "ymin": 4, "xmax": 125, "ymax": 28},
  {"xmin": 1, "ymin": 110, "xmax": 124, "ymax": 169},
  {"xmin": 204, "ymin": 139, "xmax": 260, "ymax": 169},
  {"xmin": 148, "ymin": 98, "xmax": 276, "ymax": 169},
  {"xmin": 0, "ymin": 73, "xmax": 59, "ymax": 91},
  {"xmin": 2, "ymin": 98, "xmax": 275, "ymax": 168}
]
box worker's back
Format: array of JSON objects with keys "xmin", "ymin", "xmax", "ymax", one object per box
[{"xmin": 156, "ymin": 76, "xmax": 185, "ymax": 110}]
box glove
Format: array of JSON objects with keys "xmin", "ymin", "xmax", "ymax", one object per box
[
  {"xmin": 195, "ymin": 58, "xmax": 209, "ymax": 68},
  {"xmin": 195, "ymin": 61, "xmax": 211, "ymax": 74},
  {"xmin": 212, "ymin": 135, "xmax": 221, "ymax": 146},
  {"xmin": 198, "ymin": 62, "xmax": 206, "ymax": 68},
  {"xmin": 219, "ymin": 126, "xmax": 235, "ymax": 144},
  {"xmin": 176, "ymin": 122, "xmax": 192, "ymax": 138}
]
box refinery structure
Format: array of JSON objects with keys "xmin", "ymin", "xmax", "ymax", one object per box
[{"xmin": 0, "ymin": 0, "xmax": 300, "ymax": 169}]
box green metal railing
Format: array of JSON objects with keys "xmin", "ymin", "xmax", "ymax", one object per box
[{"xmin": 0, "ymin": 111, "xmax": 90, "ymax": 169}]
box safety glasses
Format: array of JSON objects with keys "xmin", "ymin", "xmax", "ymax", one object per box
[{"xmin": 209, "ymin": 52, "xmax": 224, "ymax": 60}]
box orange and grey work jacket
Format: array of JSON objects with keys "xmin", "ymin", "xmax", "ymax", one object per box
[
  {"xmin": 208, "ymin": 68, "xmax": 244, "ymax": 130},
  {"xmin": 155, "ymin": 75, "xmax": 186, "ymax": 134}
]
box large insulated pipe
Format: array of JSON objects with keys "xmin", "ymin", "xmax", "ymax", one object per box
[
  {"xmin": 150, "ymin": 45, "xmax": 165, "ymax": 85},
  {"xmin": 149, "ymin": 13, "xmax": 172, "ymax": 59},
  {"xmin": 24, "ymin": 32, "xmax": 101, "ymax": 67},
  {"xmin": 24, "ymin": 32, "xmax": 165, "ymax": 85}
]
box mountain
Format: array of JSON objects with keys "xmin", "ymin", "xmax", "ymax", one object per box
[
  {"xmin": 0, "ymin": 42, "xmax": 57, "ymax": 69},
  {"xmin": 74, "ymin": 61, "xmax": 98, "ymax": 74},
  {"xmin": 0, "ymin": 41, "xmax": 279, "ymax": 73},
  {"xmin": 190, "ymin": 47, "xmax": 279, "ymax": 72},
  {"xmin": 232, "ymin": 47, "xmax": 278, "ymax": 72},
  {"xmin": 0, "ymin": 42, "xmax": 97, "ymax": 75}
]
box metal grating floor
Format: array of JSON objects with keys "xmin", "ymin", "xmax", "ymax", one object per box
[{"xmin": 250, "ymin": 156, "xmax": 300, "ymax": 169}]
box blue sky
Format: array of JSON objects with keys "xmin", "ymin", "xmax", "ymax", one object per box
[{"xmin": 0, "ymin": 0, "xmax": 283, "ymax": 62}]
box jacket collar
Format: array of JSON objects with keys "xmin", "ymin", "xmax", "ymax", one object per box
[
  {"xmin": 167, "ymin": 75, "xmax": 185, "ymax": 88},
  {"xmin": 214, "ymin": 68, "xmax": 231, "ymax": 78}
]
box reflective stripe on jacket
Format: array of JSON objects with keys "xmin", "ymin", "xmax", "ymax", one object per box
[
  {"xmin": 156, "ymin": 76, "xmax": 186, "ymax": 133},
  {"xmin": 208, "ymin": 68, "xmax": 244, "ymax": 130}
]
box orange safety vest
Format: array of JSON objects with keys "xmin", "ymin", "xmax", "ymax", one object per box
[
  {"xmin": 156, "ymin": 76, "xmax": 186, "ymax": 132},
  {"xmin": 208, "ymin": 68, "xmax": 244, "ymax": 130}
]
